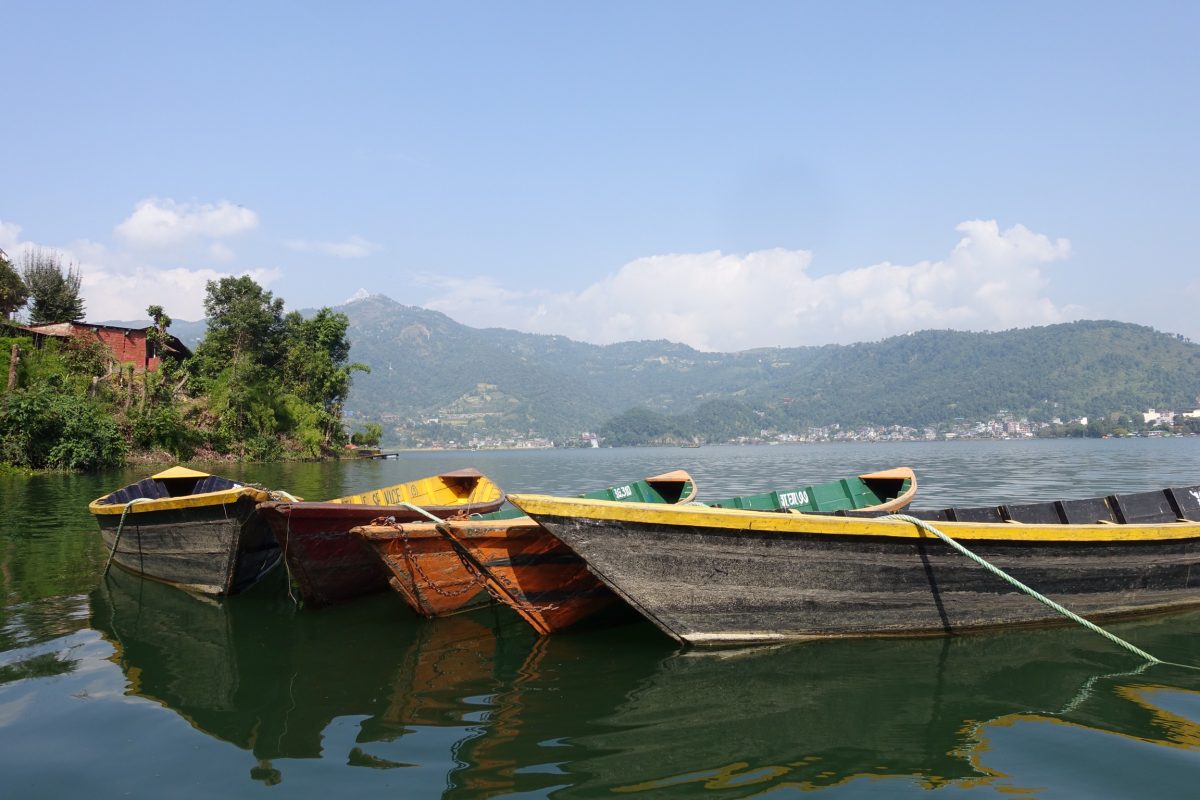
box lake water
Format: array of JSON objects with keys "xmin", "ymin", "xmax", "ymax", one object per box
[{"xmin": 3, "ymin": 438, "xmax": 1200, "ymax": 798}]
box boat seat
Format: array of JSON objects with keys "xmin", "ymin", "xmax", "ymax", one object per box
[
  {"xmin": 905, "ymin": 509, "xmax": 950, "ymax": 522},
  {"xmin": 1167, "ymin": 486, "xmax": 1200, "ymax": 521},
  {"xmin": 946, "ymin": 506, "xmax": 1006, "ymax": 523},
  {"xmin": 192, "ymin": 475, "xmax": 241, "ymax": 494},
  {"xmin": 98, "ymin": 478, "xmax": 170, "ymax": 505},
  {"xmin": 1057, "ymin": 497, "xmax": 1117, "ymax": 524},
  {"xmin": 1109, "ymin": 490, "xmax": 1179, "ymax": 524},
  {"xmin": 1001, "ymin": 502, "xmax": 1065, "ymax": 524}
]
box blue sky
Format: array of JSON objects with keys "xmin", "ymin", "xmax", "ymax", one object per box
[{"xmin": 2, "ymin": 1, "xmax": 1197, "ymax": 351}]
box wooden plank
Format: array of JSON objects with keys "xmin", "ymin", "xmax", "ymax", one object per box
[
  {"xmin": 946, "ymin": 506, "xmax": 1005, "ymax": 523},
  {"xmin": 1109, "ymin": 490, "xmax": 1177, "ymax": 524},
  {"xmin": 1057, "ymin": 497, "xmax": 1116, "ymax": 524},
  {"xmin": 1167, "ymin": 486, "xmax": 1200, "ymax": 521},
  {"xmin": 1001, "ymin": 502, "xmax": 1065, "ymax": 524}
]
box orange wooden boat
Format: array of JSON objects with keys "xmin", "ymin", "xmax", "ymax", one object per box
[{"xmin": 350, "ymin": 471, "xmax": 697, "ymax": 620}]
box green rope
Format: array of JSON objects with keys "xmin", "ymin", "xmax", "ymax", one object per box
[
  {"xmin": 102, "ymin": 498, "xmax": 153, "ymax": 577},
  {"xmin": 882, "ymin": 513, "xmax": 1162, "ymax": 664}
]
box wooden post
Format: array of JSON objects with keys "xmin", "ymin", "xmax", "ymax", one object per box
[{"xmin": 6, "ymin": 344, "xmax": 18, "ymax": 392}]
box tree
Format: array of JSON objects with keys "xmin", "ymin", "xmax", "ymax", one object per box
[
  {"xmin": 192, "ymin": 276, "xmax": 285, "ymax": 378},
  {"xmin": 351, "ymin": 422, "xmax": 383, "ymax": 447},
  {"xmin": 20, "ymin": 248, "xmax": 85, "ymax": 324},
  {"xmin": 0, "ymin": 249, "xmax": 29, "ymax": 320},
  {"xmin": 280, "ymin": 308, "xmax": 368, "ymax": 447},
  {"xmin": 189, "ymin": 276, "xmax": 287, "ymax": 448},
  {"xmin": 145, "ymin": 304, "xmax": 173, "ymax": 359}
]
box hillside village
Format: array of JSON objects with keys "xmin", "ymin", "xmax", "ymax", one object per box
[{"xmin": 363, "ymin": 407, "xmax": 1200, "ymax": 451}]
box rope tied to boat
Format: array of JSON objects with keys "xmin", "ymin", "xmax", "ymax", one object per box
[
  {"xmin": 391, "ymin": 503, "xmax": 486, "ymax": 600},
  {"xmin": 102, "ymin": 497, "xmax": 154, "ymax": 577},
  {"xmin": 881, "ymin": 513, "xmax": 1164, "ymax": 665}
]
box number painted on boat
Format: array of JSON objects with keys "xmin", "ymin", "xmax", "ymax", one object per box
[
  {"xmin": 778, "ymin": 490, "xmax": 809, "ymax": 507},
  {"xmin": 613, "ymin": 485, "xmax": 633, "ymax": 499}
]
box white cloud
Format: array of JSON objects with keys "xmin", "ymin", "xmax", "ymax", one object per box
[
  {"xmin": 284, "ymin": 235, "xmax": 380, "ymax": 259},
  {"xmin": 0, "ymin": 220, "xmax": 22, "ymax": 253},
  {"xmin": 208, "ymin": 242, "xmax": 236, "ymax": 262},
  {"xmin": 80, "ymin": 264, "xmax": 284, "ymax": 321},
  {"xmin": 115, "ymin": 198, "xmax": 258, "ymax": 248},
  {"xmin": 0, "ymin": 216, "xmax": 282, "ymax": 322},
  {"xmin": 425, "ymin": 220, "xmax": 1080, "ymax": 351}
]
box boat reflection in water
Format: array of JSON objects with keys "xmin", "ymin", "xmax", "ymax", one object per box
[
  {"xmin": 89, "ymin": 566, "xmax": 1200, "ymax": 795},
  {"xmin": 538, "ymin": 621, "xmax": 1200, "ymax": 799},
  {"xmin": 442, "ymin": 620, "xmax": 1200, "ymax": 799},
  {"xmin": 87, "ymin": 565, "xmax": 538, "ymax": 785}
]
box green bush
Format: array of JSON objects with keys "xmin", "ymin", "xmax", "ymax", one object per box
[
  {"xmin": 49, "ymin": 402, "xmax": 126, "ymax": 470},
  {"xmin": 0, "ymin": 387, "xmax": 125, "ymax": 470},
  {"xmin": 129, "ymin": 406, "xmax": 199, "ymax": 460}
]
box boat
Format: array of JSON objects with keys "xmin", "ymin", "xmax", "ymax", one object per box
[
  {"xmin": 87, "ymin": 466, "xmax": 287, "ymax": 596},
  {"xmin": 508, "ymin": 482, "xmax": 1200, "ymax": 646},
  {"xmin": 255, "ymin": 468, "xmax": 504, "ymax": 608},
  {"xmin": 351, "ymin": 471, "xmax": 697, "ymax": 621},
  {"xmin": 694, "ymin": 465, "xmax": 916, "ymax": 513},
  {"xmin": 354, "ymin": 467, "xmax": 914, "ymax": 633}
]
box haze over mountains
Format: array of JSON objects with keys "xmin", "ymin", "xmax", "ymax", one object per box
[{"xmin": 107, "ymin": 294, "xmax": 1200, "ymax": 441}]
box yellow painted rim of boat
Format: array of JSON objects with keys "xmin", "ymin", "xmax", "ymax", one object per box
[
  {"xmin": 506, "ymin": 493, "xmax": 1200, "ymax": 544},
  {"xmin": 88, "ymin": 485, "xmax": 271, "ymax": 515},
  {"xmin": 329, "ymin": 473, "xmax": 504, "ymax": 506}
]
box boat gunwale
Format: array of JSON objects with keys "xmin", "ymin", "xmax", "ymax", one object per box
[
  {"xmin": 351, "ymin": 516, "xmax": 535, "ymax": 540},
  {"xmin": 324, "ymin": 471, "xmax": 504, "ymax": 507},
  {"xmin": 88, "ymin": 485, "xmax": 273, "ymax": 515},
  {"xmin": 507, "ymin": 492, "xmax": 1200, "ymax": 544}
]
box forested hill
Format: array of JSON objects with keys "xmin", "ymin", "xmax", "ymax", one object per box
[{"xmin": 336, "ymin": 295, "xmax": 1200, "ymax": 438}]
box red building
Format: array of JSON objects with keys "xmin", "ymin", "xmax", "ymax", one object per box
[{"xmin": 16, "ymin": 322, "xmax": 191, "ymax": 372}]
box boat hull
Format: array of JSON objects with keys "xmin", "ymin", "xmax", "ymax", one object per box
[
  {"xmin": 438, "ymin": 519, "xmax": 616, "ymax": 633},
  {"xmin": 513, "ymin": 495, "xmax": 1200, "ymax": 646},
  {"xmin": 352, "ymin": 470, "xmax": 699, "ymax": 624},
  {"xmin": 358, "ymin": 518, "xmax": 615, "ymax": 627},
  {"xmin": 94, "ymin": 493, "xmax": 279, "ymax": 596},
  {"xmin": 259, "ymin": 499, "xmax": 505, "ymax": 608},
  {"xmin": 354, "ymin": 525, "xmax": 491, "ymax": 618}
]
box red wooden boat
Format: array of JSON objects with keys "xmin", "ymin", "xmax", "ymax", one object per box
[{"xmin": 256, "ymin": 468, "xmax": 504, "ymax": 608}]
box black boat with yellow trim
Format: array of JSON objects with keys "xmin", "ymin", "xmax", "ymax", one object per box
[
  {"xmin": 88, "ymin": 466, "xmax": 289, "ymax": 596},
  {"xmin": 508, "ymin": 484, "xmax": 1200, "ymax": 646}
]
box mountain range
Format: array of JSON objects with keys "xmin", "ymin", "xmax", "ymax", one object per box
[{"xmin": 107, "ymin": 294, "xmax": 1200, "ymax": 441}]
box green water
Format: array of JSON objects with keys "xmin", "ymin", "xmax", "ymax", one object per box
[{"xmin": 3, "ymin": 440, "xmax": 1200, "ymax": 798}]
